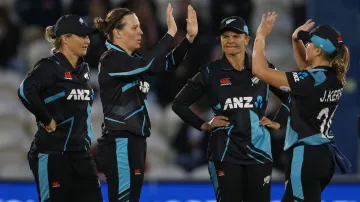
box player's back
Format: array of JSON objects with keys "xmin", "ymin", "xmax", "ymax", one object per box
[{"xmin": 284, "ymin": 66, "xmax": 343, "ymax": 150}]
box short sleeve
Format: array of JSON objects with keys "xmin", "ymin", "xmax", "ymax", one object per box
[{"xmin": 285, "ymin": 70, "xmax": 315, "ymax": 96}]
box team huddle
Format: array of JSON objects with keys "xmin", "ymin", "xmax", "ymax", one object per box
[{"xmin": 17, "ymin": 3, "xmax": 350, "ymax": 202}]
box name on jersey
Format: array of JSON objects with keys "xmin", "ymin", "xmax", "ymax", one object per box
[
  {"xmin": 67, "ymin": 89, "xmax": 91, "ymax": 100},
  {"xmin": 224, "ymin": 97, "xmax": 253, "ymax": 110},
  {"xmin": 320, "ymin": 89, "xmax": 342, "ymax": 103}
]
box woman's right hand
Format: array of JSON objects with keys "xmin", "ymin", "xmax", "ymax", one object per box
[
  {"xmin": 44, "ymin": 119, "xmax": 57, "ymax": 133},
  {"xmin": 201, "ymin": 116, "xmax": 230, "ymax": 132},
  {"xmin": 166, "ymin": 3, "xmax": 177, "ymax": 37},
  {"xmin": 292, "ymin": 19, "xmax": 315, "ymax": 40}
]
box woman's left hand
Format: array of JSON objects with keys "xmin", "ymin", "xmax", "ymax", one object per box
[
  {"xmin": 256, "ymin": 11, "xmax": 278, "ymax": 39},
  {"xmin": 260, "ymin": 116, "xmax": 280, "ymax": 130},
  {"xmin": 186, "ymin": 5, "xmax": 198, "ymax": 42}
]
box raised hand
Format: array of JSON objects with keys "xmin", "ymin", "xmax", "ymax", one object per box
[
  {"xmin": 256, "ymin": 11, "xmax": 278, "ymax": 39},
  {"xmin": 166, "ymin": 3, "xmax": 177, "ymax": 37},
  {"xmin": 292, "ymin": 19, "xmax": 315, "ymax": 40},
  {"xmin": 185, "ymin": 5, "xmax": 198, "ymax": 42}
]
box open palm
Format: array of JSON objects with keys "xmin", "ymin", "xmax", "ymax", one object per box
[
  {"xmin": 256, "ymin": 11, "xmax": 277, "ymax": 39},
  {"xmin": 186, "ymin": 5, "xmax": 198, "ymax": 40}
]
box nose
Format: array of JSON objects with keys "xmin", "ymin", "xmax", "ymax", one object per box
[
  {"xmin": 84, "ymin": 36, "xmax": 90, "ymax": 44},
  {"xmin": 226, "ymin": 37, "xmax": 235, "ymax": 44},
  {"xmin": 139, "ymin": 28, "xmax": 143, "ymax": 35}
]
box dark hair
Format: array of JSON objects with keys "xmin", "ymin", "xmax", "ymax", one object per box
[{"xmin": 93, "ymin": 8, "xmax": 134, "ymax": 41}]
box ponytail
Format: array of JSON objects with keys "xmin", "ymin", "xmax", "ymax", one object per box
[
  {"xmin": 44, "ymin": 25, "xmax": 62, "ymax": 52},
  {"xmin": 330, "ymin": 44, "xmax": 350, "ymax": 85}
]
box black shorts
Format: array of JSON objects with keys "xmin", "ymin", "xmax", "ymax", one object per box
[
  {"xmin": 96, "ymin": 130, "xmax": 147, "ymax": 202},
  {"xmin": 28, "ymin": 150, "xmax": 103, "ymax": 202},
  {"xmin": 282, "ymin": 144, "xmax": 335, "ymax": 202},
  {"xmin": 208, "ymin": 161, "xmax": 272, "ymax": 202}
]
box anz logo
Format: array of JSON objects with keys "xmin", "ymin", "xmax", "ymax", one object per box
[
  {"xmin": 223, "ymin": 97, "xmax": 253, "ymax": 110},
  {"xmin": 254, "ymin": 96, "xmax": 264, "ymax": 108},
  {"xmin": 67, "ymin": 89, "xmax": 91, "ymax": 100}
]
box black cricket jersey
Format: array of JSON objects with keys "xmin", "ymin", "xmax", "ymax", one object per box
[
  {"xmin": 18, "ymin": 52, "xmax": 94, "ymax": 152},
  {"xmin": 284, "ymin": 66, "xmax": 343, "ymax": 150},
  {"xmin": 172, "ymin": 54, "xmax": 290, "ymax": 165},
  {"xmin": 98, "ymin": 33, "xmax": 192, "ymax": 137}
]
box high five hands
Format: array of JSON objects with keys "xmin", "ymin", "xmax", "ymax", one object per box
[
  {"xmin": 166, "ymin": 3, "xmax": 198, "ymax": 42},
  {"xmin": 256, "ymin": 11, "xmax": 278, "ymax": 40}
]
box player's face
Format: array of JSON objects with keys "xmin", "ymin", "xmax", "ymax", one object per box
[
  {"xmin": 305, "ymin": 42, "xmax": 321, "ymax": 63},
  {"xmin": 117, "ymin": 14, "xmax": 143, "ymax": 52},
  {"xmin": 63, "ymin": 34, "xmax": 91, "ymax": 57},
  {"xmin": 220, "ymin": 31, "xmax": 249, "ymax": 55}
]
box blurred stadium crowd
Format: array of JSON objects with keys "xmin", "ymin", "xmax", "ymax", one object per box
[{"xmin": 0, "ymin": 0, "xmax": 309, "ymax": 181}]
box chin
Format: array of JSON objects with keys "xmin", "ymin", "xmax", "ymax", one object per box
[
  {"xmin": 80, "ymin": 51, "xmax": 87, "ymax": 57},
  {"xmin": 226, "ymin": 51, "xmax": 241, "ymax": 55}
]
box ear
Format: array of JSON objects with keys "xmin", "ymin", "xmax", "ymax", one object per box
[
  {"xmin": 113, "ymin": 29, "xmax": 122, "ymax": 39},
  {"xmin": 61, "ymin": 35, "xmax": 69, "ymax": 46},
  {"xmin": 314, "ymin": 47, "xmax": 323, "ymax": 57},
  {"xmin": 244, "ymin": 35, "xmax": 251, "ymax": 46}
]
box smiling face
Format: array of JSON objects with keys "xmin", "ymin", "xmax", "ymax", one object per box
[{"xmin": 220, "ymin": 30, "xmax": 250, "ymax": 55}]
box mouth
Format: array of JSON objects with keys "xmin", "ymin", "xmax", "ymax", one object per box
[{"xmin": 82, "ymin": 46, "xmax": 88, "ymax": 50}]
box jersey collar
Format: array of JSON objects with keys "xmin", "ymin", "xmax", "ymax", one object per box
[
  {"xmin": 105, "ymin": 40, "xmax": 142, "ymax": 58},
  {"xmin": 221, "ymin": 52, "xmax": 251, "ymax": 71},
  {"xmin": 52, "ymin": 52, "xmax": 85, "ymax": 72}
]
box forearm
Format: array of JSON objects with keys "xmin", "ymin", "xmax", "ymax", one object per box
[
  {"xmin": 252, "ymin": 37, "xmax": 269, "ymax": 80},
  {"xmin": 292, "ymin": 39, "xmax": 308, "ymax": 70}
]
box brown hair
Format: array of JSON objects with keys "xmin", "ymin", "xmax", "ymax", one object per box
[
  {"xmin": 94, "ymin": 8, "xmax": 134, "ymax": 42},
  {"xmin": 324, "ymin": 31, "xmax": 350, "ymax": 86},
  {"xmin": 44, "ymin": 26, "xmax": 62, "ymax": 52}
]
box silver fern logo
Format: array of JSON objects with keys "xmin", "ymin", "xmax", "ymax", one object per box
[{"xmin": 263, "ymin": 175, "xmax": 271, "ymax": 186}]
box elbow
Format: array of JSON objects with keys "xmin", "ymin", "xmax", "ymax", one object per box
[{"xmin": 171, "ymin": 101, "xmax": 180, "ymax": 114}]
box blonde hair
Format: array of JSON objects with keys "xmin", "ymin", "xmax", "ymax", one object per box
[{"xmin": 44, "ymin": 26, "xmax": 62, "ymax": 52}]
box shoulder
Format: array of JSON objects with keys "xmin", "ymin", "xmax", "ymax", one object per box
[
  {"xmin": 199, "ymin": 59, "xmax": 222, "ymax": 75},
  {"xmin": 31, "ymin": 57, "xmax": 59, "ymax": 75},
  {"xmin": 100, "ymin": 49, "xmax": 129, "ymax": 63}
]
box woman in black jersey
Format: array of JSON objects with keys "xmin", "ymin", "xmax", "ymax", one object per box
[
  {"xmin": 172, "ymin": 16, "xmax": 290, "ymax": 202},
  {"xmin": 94, "ymin": 4, "xmax": 198, "ymax": 202},
  {"xmin": 18, "ymin": 15, "xmax": 102, "ymax": 202},
  {"xmin": 252, "ymin": 12, "xmax": 351, "ymax": 202}
]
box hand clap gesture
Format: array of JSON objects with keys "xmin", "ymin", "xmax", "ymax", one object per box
[
  {"xmin": 185, "ymin": 5, "xmax": 198, "ymax": 42},
  {"xmin": 256, "ymin": 11, "xmax": 278, "ymax": 39},
  {"xmin": 292, "ymin": 19, "xmax": 315, "ymax": 40},
  {"xmin": 166, "ymin": 3, "xmax": 177, "ymax": 37}
]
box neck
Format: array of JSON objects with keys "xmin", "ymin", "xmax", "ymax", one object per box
[
  {"xmin": 310, "ymin": 58, "xmax": 331, "ymax": 69},
  {"xmin": 225, "ymin": 52, "xmax": 245, "ymax": 71},
  {"xmin": 60, "ymin": 49, "xmax": 78, "ymax": 68},
  {"xmin": 113, "ymin": 39, "xmax": 134, "ymax": 55}
]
